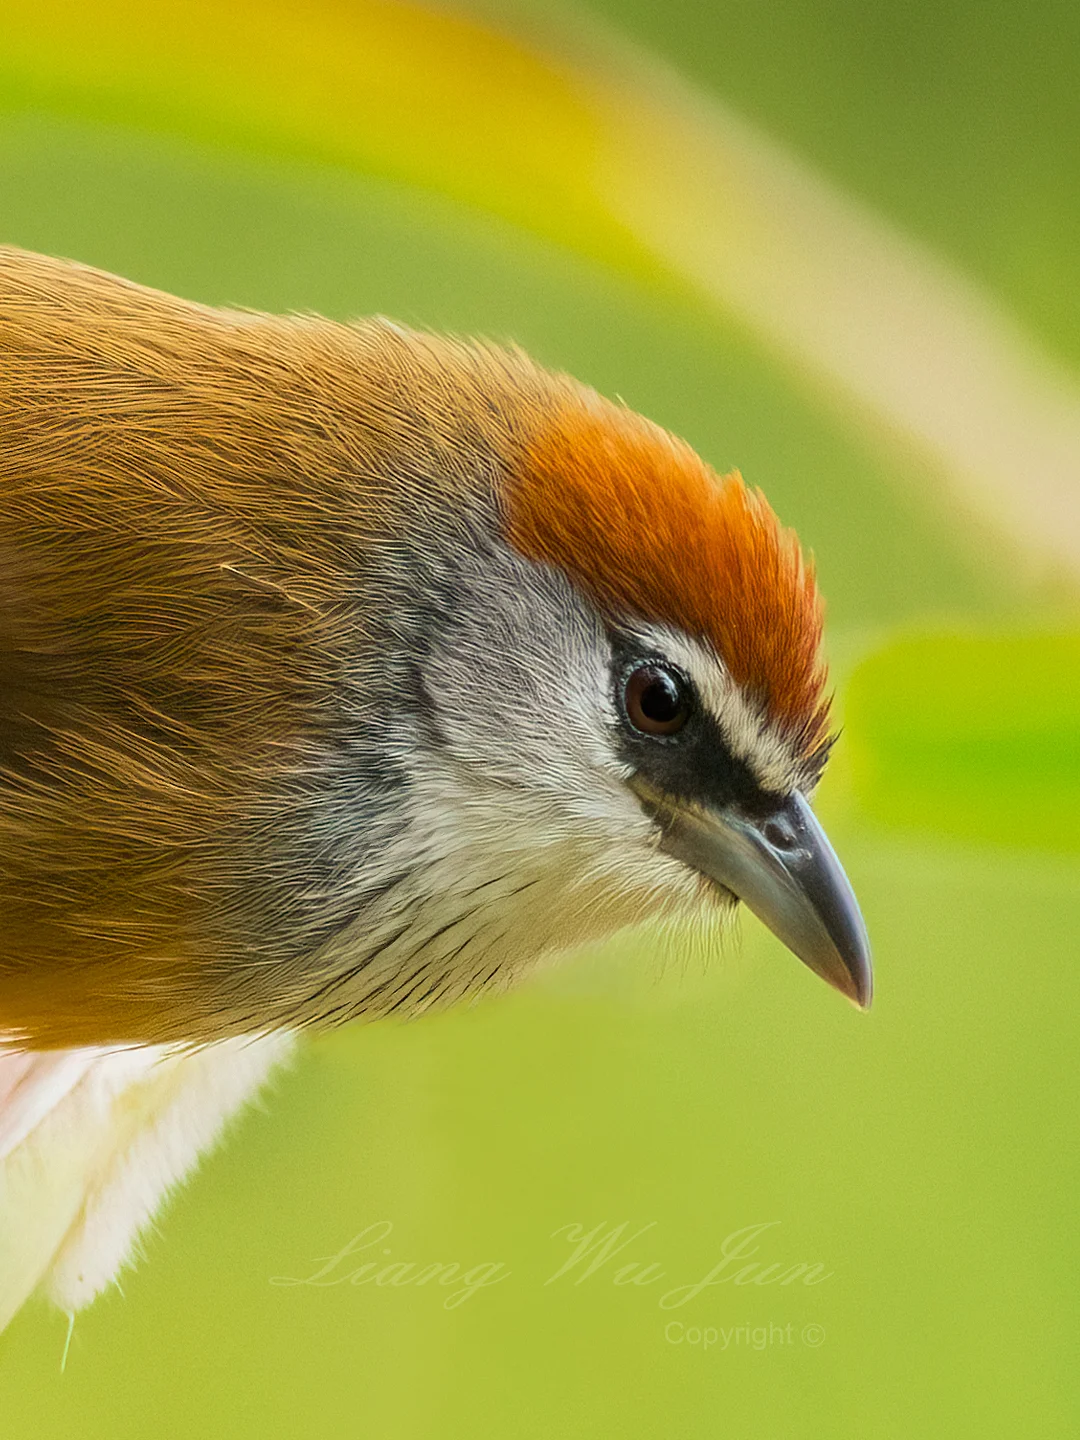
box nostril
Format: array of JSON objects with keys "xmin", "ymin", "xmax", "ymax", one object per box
[{"xmin": 763, "ymin": 819, "xmax": 793, "ymax": 850}]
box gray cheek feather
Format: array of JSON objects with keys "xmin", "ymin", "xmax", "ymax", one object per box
[
  {"xmin": 274, "ymin": 532, "xmax": 718, "ymax": 1030},
  {"xmin": 249, "ymin": 471, "xmax": 744, "ymax": 1031},
  {"xmin": 421, "ymin": 536, "xmax": 622, "ymax": 806}
]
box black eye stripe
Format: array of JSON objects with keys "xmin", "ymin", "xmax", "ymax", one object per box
[{"xmin": 611, "ymin": 640, "xmax": 784, "ymax": 815}]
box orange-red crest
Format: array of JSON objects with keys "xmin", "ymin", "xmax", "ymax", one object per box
[{"xmin": 505, "ymin": 395, "xmax": 831, "ymax": 759}]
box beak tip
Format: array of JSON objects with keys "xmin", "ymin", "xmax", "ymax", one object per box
[
  {"xmin": 831, "ymin": 950, "xmax": 873, "ymax": 1012},
  {"xmin": 851, "ymin": 983, "xmax": 873, "ymax": 1014}
]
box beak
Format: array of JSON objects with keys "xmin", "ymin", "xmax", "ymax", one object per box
[{"xmin": 633, "ymin": 782, "xmax": 872, "ymax": 1009}]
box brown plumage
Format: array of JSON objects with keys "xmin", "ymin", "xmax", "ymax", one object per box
[{"xmin": 0, "ymin": 247, "xmax": 849, "ymax": 1054}]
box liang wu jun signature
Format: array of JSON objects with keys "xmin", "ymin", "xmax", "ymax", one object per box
[{"xmin": 270, "ymin": 1220, "xmax": 832, "ymax": 1312}]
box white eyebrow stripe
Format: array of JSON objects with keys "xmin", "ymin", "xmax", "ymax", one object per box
[{"xmin": 621, "ymin": 623, "xmax": 805, "ymax": 794}]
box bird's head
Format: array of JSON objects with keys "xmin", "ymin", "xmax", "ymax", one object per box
[
  {"xmin": 338, "ymin": 339, "xmax": 872, "ymax": 1017},
  {"xmin": 0, "ymin": 275, "xmax": 870, "ymax": 1043}
]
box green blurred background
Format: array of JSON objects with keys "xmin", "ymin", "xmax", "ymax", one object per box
[{"xmin": 0, "ymin": 1, "xmax": 1077, "ymax": 1435}]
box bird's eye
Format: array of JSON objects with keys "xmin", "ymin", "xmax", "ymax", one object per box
[{"xmin": 623, "ymin": 663, "xmax": 692, "ymax": 737}]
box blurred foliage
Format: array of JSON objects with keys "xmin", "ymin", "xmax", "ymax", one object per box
[
  {"xmin": 847, "ymin": 632, "xmax": 1080, "ymax": 852},
  {"xmin": 0, "ymin": 0, "xmax": 646, "ymax": 270},
  {"xmin": 563, "ymin": 0, "xmax": 1080, "ymax": 372}
]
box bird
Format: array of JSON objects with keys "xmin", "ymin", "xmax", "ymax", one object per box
[{"xmin": 0, "ymin": 246, "xmax": 870, "ymax": 1330}]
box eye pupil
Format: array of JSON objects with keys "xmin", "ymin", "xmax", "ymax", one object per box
[
  {"xmin": 640, "ymin": 675, "xmax": 680, "ymax": 723},
  {"xmin": 623, "ymin": 663, "xmax": 691, "ymax": 737}
]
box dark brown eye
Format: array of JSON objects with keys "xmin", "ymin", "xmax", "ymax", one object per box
[{"xmin": 623, "ymin": 663, "xmax": 692, "ymax": 737}]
